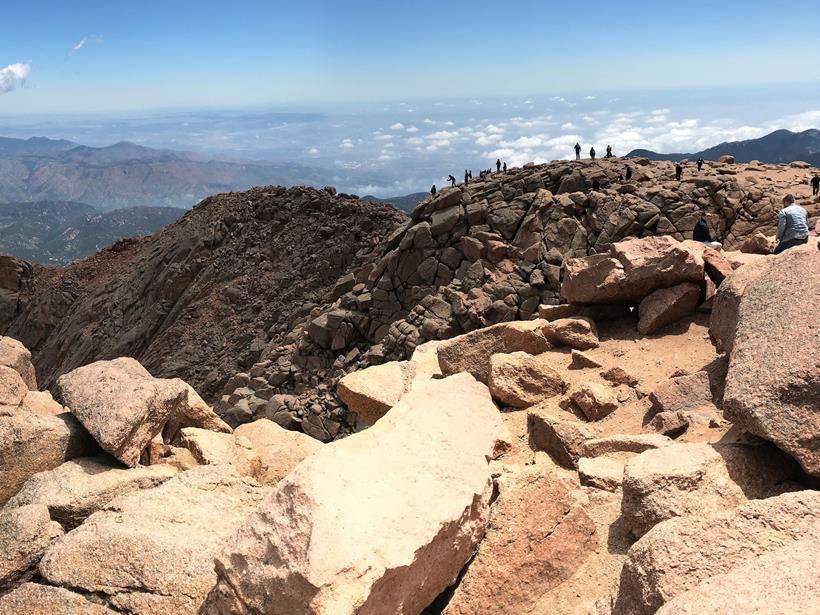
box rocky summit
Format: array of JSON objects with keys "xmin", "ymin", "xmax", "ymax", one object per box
[{"xmin": 0, "ymin": 156, "xmax": 818, "ymax": 615}]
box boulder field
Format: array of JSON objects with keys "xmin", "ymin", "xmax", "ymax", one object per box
[{"xmin": 0, "ymin": 158, "xmax": 817, "ymax": 614}]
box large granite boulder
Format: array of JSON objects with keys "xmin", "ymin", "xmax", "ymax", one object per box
[
  {"xmin": 0, "ymin": 412, "xmax": 95, "ymax": 505},
  {"xmin": 55, "ymin": 358, "xmax": 229, "ymax": 467},
  {"xmin": 562, "ymin": 236, "xmax": 703, "ymax": 304},
  {"xmin": 437, "ymin": 320, "xmax": 550, "ymax": 382},
  {"xmin": 0, "ymin": 504, "xmax": 63, "ymax": 592},
  {"xmin": 37, "ymin": 466, "xmax": 269, "ymax": 614},
  {"xmin": 612, "ymin": 490, "xmax": 820, "ymax": 615},
  {"xmin": 637, "ymin": 282, "xmax": 700, "ymax": 334},
  {"xmin": 0, "ymin": 336, "xmax": 37, "ymax": 390},
  {"xmin": 202, "ymin": 373, "xmax": 501, "ymax": 615},
  {"xmin": 723, "ymin": 249, "xmax": 820, "ymax": 476},
  {"xmin": 708, "ymin": 258, "xmax": 769, "ymax": 353},
  {"xmin": 621, "ymin": 442, "xmax": 795, "ymax": 537}
]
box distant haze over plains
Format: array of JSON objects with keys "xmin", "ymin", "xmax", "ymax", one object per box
[{"xmin": 2, "ymin": 84, "xmax": 820, "ymax": 197}]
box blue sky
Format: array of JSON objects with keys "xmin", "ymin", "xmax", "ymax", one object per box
[{"xmin": 2, "ymin": 0, "xmax": 820, "ymax": 113}]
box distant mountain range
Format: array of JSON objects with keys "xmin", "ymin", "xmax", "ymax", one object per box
[
  {"xmin": 0, "ymin": 200, "xmax": 183, "ymax": 264},
  {"xmin": 362, "ymin": 192, "xmax": 428, "ymax": 213},
  {"xmin": 0, "ymin": 136, "xmax": 366, "ymax": 211},
  {"xmin": 627, "ymin": 128, "xmax": 820, "ymax": 165}
]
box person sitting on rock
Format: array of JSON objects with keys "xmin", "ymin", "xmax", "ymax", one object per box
[
  {"xmin": 448, "ymin": 174, "xmax": 456, "ymax": 187},
  {"xmin": 696, "ymin": 158, "xmax": 704, "ymax": 172},
  {"xmin": 606, "ymin": 145, "xmax": 613, "ymax": 158},
  {"xmin": 693, "ymin": 213, "xmax": 722, "ymax": 251},
  {"xmin": 590, "ymin": 147, "xmax": 596, "ymax": 160},
  {"xmin": 575, "ymin": 142, "xmax": 582, "ymax": 160},
  {"xmin": 496, "ymin": 159, "xmax": 501, "ymax": 172},
  {"xmin": 675, "ymin": 163, "xmax": 683, "ymax": 181},
  {"xmin": 773, "ymin": 194, "xmax": 809, "ymax": 254},
  {"xmin": 811, "ymin": 173, "xmax": 820, "ymax": 196},
  {"xmin": 430, "ymin": 184, "xmax": 436, "ymax": 196}
]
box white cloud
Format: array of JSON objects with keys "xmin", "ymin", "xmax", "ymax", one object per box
[
  {"xmin": 307, "ymin": 147, "xmax": 319, "ymax": 155},
  {"xmin": 339, "ymin": 138, "xmax": 354, "ymax": 149},
  {"xmin": 561, "ymin": 122, "xmax": 576, "ymax": 130},
  {"xmin": 406, "ymin": 137, "xmax": 423, "ymax": 146},
  {"xmin": 373, "ymin": 134, "xmax": 392, "ymax": 141},
  {"xmin": 485, "ymin": 124, "xmax": 505, "ymax": 135},
  {"xmin": 584, "ymin": 95, "xmax": 596, "ymax": 100},
  {"xmin": 70, "ymin": 34, "xmax": 104, "ymax": 55},
  {"xmin": 390, "ymin": 122, "xmax": 405, "ymax": 130},
  {"xmin": 423, "ymin": 118, "xmax": 435, "ymax": 125},
  {"xmin": 0, "ymin": 62, "xmax": 31, "ymax": 94},
  {"xmin": 406, "ymin": 125, "xmax": 418, "ymax": 133}
]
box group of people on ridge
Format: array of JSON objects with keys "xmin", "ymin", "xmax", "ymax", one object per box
[
  {"xmin": 574, "ymin": 142, "xmax": 614, "ymax": 160},
  {"xmin": 433, "ymin": 158, "xmax": 508, "ymax": 193}
]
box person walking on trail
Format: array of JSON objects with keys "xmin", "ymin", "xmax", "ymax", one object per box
[
  {"xmin": 675, "ymin": 162, "xmax": 683, "ymax": 181},
  {"xmin": 448, "ymin": 174, "xmax": 456, "ymax": 187},
  {"xmin": 696, "ymin": 158, "xmax": 704, "ymax": 172},
  {"xmin": 693, "ymin": 213, "xmax": 722, "ymax": 251},
  {"xmin": 575, "ymin": 142, "xmax": 582, "ymax": 160},
  {"xmin": 430, "ymin": 184, "xmax": 436, "ymax": 196},
  {"xmin": 606, "ymin": 145, "xmax": 613, "ymax": 158},
  {"xmin": 503, "ymin": 162, "xmax": 507, "ymax": 173},
  {"xmin": 625, "ymin": 165, "xmax": 633, "ymax": 180},
  {"xmin": 589, "ymin": 147, "xmax": 596, "ymax": 160},
  {"xmin": 773, "ymin": 194, "xmax": 809, "ymax": 254},
  {"xmin": 811, "ymin": 173, "xmax": 820, "ymax": 196},
  {"xmin": 496, "ymin": 159, "xmax": 502, "ymax": 172}
]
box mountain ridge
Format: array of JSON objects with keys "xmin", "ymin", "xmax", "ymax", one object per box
[{"xmin": 627, "ymin": 128, "xmax": 820, "ymax": 165}]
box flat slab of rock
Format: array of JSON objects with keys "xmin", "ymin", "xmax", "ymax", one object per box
[
  {"xmin": 234, "ymin": 419, "xmax": 323, "ymax": 486},
  {"xmin": 612, "ymin": 490, "xmax": 820, "ymax": 615},
  {"xmin": 5, "ymin": 456, "xmax": 177, "ymax": 529},
  {"xmin": 723, "ymin": 249, "xmax": 820, "ymax": 477},
  {"xmin": 202, "ymin": 373, "xmax": 500, "ymax": 615},
  {"xmin": 0, "ymin": 412, "xmax": 95, "ymax": 505},
  {"xmin": 621, "ymin": 442, "xmax": 795, "ymax": 537},
  {"xmin": 337, "ymin": 361, "xmax": 415, "ymax": 424},
  {"xmin": 437, "ymin": 320, "xmax": 550, "ymax": 382},
  {"xmin": 0, "ymin": 504, "xmax": 63, "ymax": 592},
  {"xmin": 0, "ymin": 583, "xmax": 117, "ymax": 614},
  {"xmin": 443, "ymin": 470, "xmax": 597, "ymax": 614},
  {"xmin": 562, "ymin": 236, "xmax": 703, "ymax": 304},
  {"xmin": 637, "ymin": 282, "xmax": 700, "ymax": 334},
  {"xmin": 648, "ymin": 371, "xmax": 712, "ymax": 414},
  {"xmin": 20, "ymin": 390, "xmax": 65, "ymax": 416},
  {"xmin": 38, "ymin": 466, "xmax": 269, "ymax": 615},
  {"xmin": 488, "ymin": 351, "xmax": 564, "ymax": 408}
]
